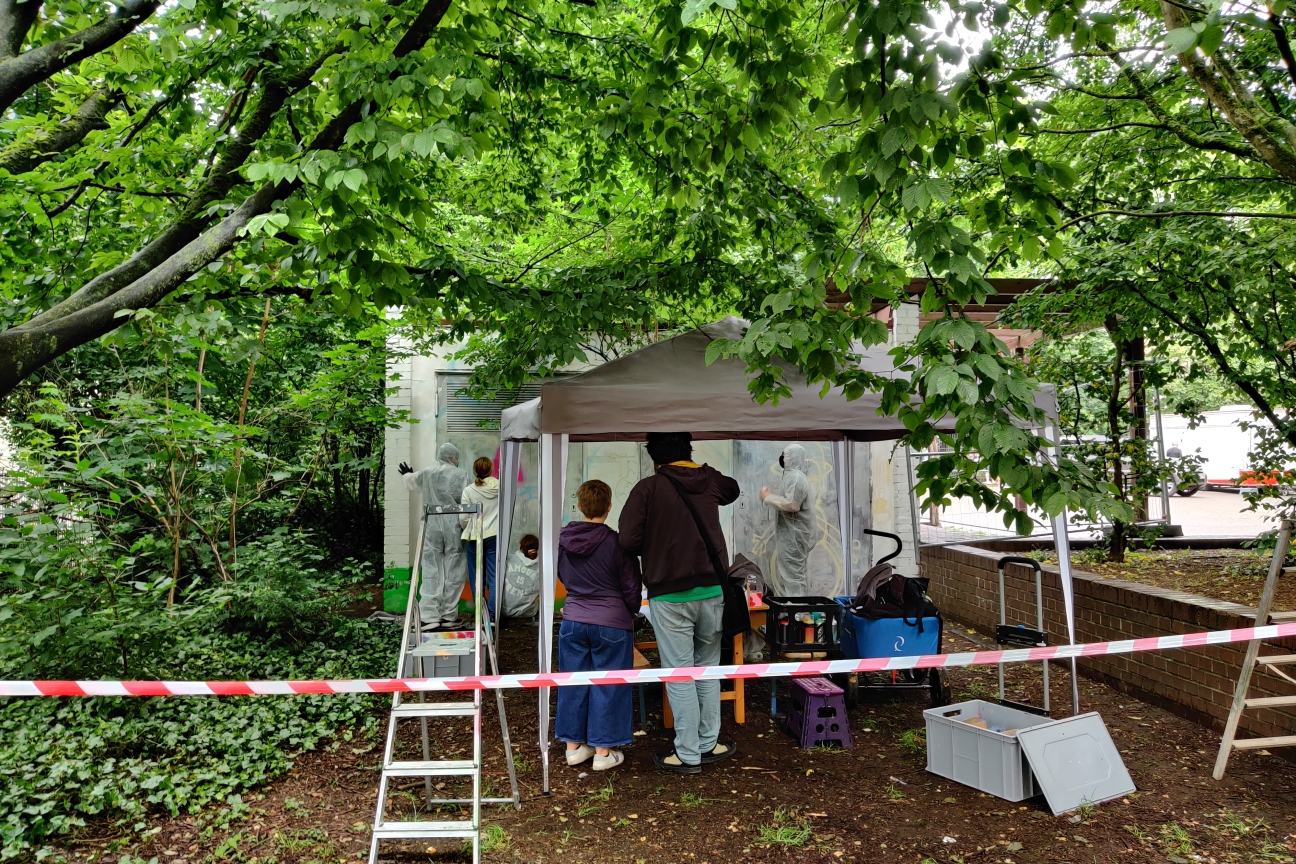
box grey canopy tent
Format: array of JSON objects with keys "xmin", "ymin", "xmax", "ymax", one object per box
[{"xmin": 493, "ymin": 316, "xmax": 1080, "ymax": 793}]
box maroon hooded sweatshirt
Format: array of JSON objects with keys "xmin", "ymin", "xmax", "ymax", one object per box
[{"xmin": 618, "ymin": 463, "xmax": 740, "ymax": 598}]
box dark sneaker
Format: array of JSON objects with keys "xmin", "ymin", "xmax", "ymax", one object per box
[
  {"xmin": 701, "ymin": 740, "xmax": 737, "ymax": 764},
  {"xmin": 653, "ymin": 750, "xmax": 702, "ymax": 775}
]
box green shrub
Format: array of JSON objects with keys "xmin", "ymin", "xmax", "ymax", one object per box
[{"xmin": 0, "ymin": 618, "xmax": 395, "ymax": 859}]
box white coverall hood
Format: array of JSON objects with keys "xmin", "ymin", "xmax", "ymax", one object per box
[{"xmin": 781, "ymin": 443, "xmax": 808, "ymax": 473}]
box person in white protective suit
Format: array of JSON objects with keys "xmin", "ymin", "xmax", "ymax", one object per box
[
  {"xmin": 759, "ymin": 443, "xmax": 815, "ymax": 597},
  {"xmin": 399, "ymin": 443, "xmax": 470, "ymax": 631}
]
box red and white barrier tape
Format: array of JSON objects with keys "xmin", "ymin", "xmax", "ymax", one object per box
[{"xmin": 5, "ymin": 622, "xmax": 1295, "ymax": 698}]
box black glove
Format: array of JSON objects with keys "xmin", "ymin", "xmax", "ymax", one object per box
[{"xmin": 398, "ymin": 461, "xmax": 413, "ymax": 475}]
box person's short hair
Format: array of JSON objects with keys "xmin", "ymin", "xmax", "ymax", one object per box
[
  {"xmin": 519, "ymin": 534, "xmax": 539, "ymax": 554},
  {"xmin": 646, "ymin": 431, "xmax": 692, "ymax": 466},
  {"xmin": 473, "ymin": 456, "xmax": 492, "ymax": 485},
  {"xmin": 577, "ymin": 479, "xmax": 613, "ymax": 519}
]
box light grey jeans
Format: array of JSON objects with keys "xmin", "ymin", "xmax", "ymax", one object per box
[{"xmin": 648, "ymin": 594, "xmax": 724, "ymax": 765}]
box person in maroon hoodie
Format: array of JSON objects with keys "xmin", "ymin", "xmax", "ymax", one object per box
[
  {"xmin": 620, "ymin": 432, "xmax": 741, "ymax": 774},
  {"xmin": 556, "ymin": 480, "xmax": 642, "ymax": 772}
]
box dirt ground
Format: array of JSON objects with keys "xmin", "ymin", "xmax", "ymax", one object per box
[
  {"xmin": 1042, "ymin": 547, "xmax": 1296, "ymax": 611},
  {"xmin": 49, "ymin": 618, "xmax": 1296, "ymax": 864}
]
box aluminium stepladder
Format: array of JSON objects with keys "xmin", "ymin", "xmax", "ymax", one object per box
[
  {"xmin": 1213, "ymin": 518, "xmax": 1295, "ymax": 780},
  {"xmin": 369, "ymin": 504, "xmax": 520, "ymax": 864}
]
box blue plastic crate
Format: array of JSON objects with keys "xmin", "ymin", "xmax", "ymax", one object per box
[{"xmin": 834, "ymin": 597, "xmax": 940, "ymax": 659}]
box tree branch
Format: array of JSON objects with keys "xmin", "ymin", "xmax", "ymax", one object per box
[
  {"xmin": 20, "ymin": 56, "xmax": 328, "ymax": 331},
  {"xmin": 0, "ymin": 88, "xmax": 120, "ymax": 175},
  {"xmin": 0, "ymin": 0, "xmax": 457, "ymax": 398},
  {"xmin": 1101, "ymin": 40, "xmax": 1260, "ymax": 162},
  {"xmin": 1270, "ymin": 11, "xmax": 1296, "ymax": 92},
  {"xmin": 1060, "ymin": 208, "xmax": 1296, "ymax": 230},
  {"xmin": 0, "ymin": 0, "xmax": 158, "ymax": 114},
  {"xmin": 0, "ymin": 0, "xmax": 41, "ymax": 60},
  {"xmin": 1153, "ymin": 4, "xmax": 1296, "ymax": 178},
  {"xmin": 1030, "ymin": 121, "xmax": 1180, "ymax": 135}
]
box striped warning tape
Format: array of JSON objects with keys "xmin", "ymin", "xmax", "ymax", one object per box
[{"xmin": 4, "ymin": 622, "xmax": 1294, "ymax": 697}]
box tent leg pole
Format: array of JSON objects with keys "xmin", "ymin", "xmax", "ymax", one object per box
[{"xmin": 538, "ymin": 433, "xmax": 564, "ymax": 796}]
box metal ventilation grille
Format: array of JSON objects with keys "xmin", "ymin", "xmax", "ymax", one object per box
[{"xmin": 440, "ymin": 373, "xmax": 543, "ymax": 432}]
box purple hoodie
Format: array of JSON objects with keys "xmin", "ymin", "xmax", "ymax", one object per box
[{"xmin": 559, "ymin": 521, "xmax": 642, "ymax": 631}]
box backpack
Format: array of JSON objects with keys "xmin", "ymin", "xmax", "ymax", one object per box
[
  {"xmin": 850, "ymin": 566, "xmax": 940, "ymax": 631},
  {"xmin": 728, "ymin": 553, "xmax": 764, "ymax": 596}
]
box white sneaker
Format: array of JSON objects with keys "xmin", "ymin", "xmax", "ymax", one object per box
[
  {"xmin": 565, "ymin": 744, "xmax": 595, "ymax": 766},
  {"xmin": 592, "ymin": 750, "xmax": 624, "ymax": 772}
]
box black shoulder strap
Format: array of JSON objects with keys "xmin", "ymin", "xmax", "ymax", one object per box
[{"xmin": 659, "ymin": 473, "xmax": 727, "ymax": 582}]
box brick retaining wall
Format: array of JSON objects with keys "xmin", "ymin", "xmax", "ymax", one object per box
[{"xmin": 921, "ymin": 544, "xmax": 1296, "ymax": 738}]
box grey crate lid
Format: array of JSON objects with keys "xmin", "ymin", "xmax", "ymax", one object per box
[{"xmin": 1016, "ymin": 712, "xmax": 1136, "ymax": 815}]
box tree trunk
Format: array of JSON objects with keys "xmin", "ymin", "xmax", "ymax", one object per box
[
  {"xmin": 229, "ymin": 297, "xmax": 272, "ymax": 560},
  {"xmin": 1110, "ymin": 520, "xmax": 1128, "ymax": 563}
]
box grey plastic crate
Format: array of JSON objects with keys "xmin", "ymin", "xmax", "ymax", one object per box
[
  {"xmin": 426, "ymin": 651, "xmax": 475, "ymax": 678},
  {"xmin": 411, "ymin": 635, "xmax": 476, "ymax": 678},
  {"xmin": 923, "ymin": 699, "xmax": 1051, "ymax": 802}
]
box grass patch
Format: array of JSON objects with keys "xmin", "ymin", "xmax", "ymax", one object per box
[
  {"xmin": 897, "ymin": 728, "xmax": 926, "ymax": 755},
  {"xmin": 958, "ymin": 679, "xmax": 996, "ymax": 701},
  {"xmin": 885, "ymin": 783, "xmax": 907, "ymax": 801},
  {"xmin": 756, "ymin": 807, "xmax": 813, "ymax": 848},
  {"xmin": 1160, "ymin": 822, "xmax": 1193, "ymax": 856},
  {"xmin": 1216, "ymin": 808, "xmax": 1270, "ymax": 839},
  {"xmin": 586, "ymin": 779, "xmax": 615, "ymax": 802},
  {"xmin": 679, "ymin": 791, "xmax": 718, "ymax": 808},
  {"xmin": 480, "ymin": 824, "xmax": 510, "ymax": 853}
]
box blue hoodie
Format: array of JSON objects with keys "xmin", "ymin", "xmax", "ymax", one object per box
[{"xmin": 559, "ymin": 521, "xmax": 642, "ymax": 631}]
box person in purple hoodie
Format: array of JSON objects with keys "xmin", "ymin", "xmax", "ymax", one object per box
[{"xmin": 556, "ymin": 479, "xmax": 642, "ymax": 772}]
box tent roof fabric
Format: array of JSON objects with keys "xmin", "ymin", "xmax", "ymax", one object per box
[{"xmin": 500, "ymin": 317, "xmax": 1058, "ymax": 442}]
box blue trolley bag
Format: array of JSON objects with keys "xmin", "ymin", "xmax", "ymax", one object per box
[
  {"xmin": 839, "ymin": 562, "xmax": 943, "ymax": 660},
  {"xmin": 840, "ymin": 610, "xmax": 941, "ymax": 659}
]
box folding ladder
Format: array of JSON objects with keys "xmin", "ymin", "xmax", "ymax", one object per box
[
  {"xmin": 369, "ymin": 504, "xmax": 520, "ymax": 864},
  {"xmin": 1213, "ymin": 518, "xmax": 1295, "ymax": 780}
]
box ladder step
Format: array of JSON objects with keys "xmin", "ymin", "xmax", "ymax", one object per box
[
  {"xmin": 390, "ymin": 702, "xmax": 477, "ymax": 718},
  {"xmin": 1256, "ymin": 654, "xmax": 1296, "ymax": 666},
  {"xmin": 383, "ymin": 759, "xmax": 476, "ymax": 776},
  {"xmin": 1243, "ymin": 695, "xmax": 1296, "ymax": 709},
  {"xmin": 1267, "ymin": 611, "xmax": 1296, "ymax": 622},
  {"xmin": 1229, "ymin": 734, "xmax": 1296, "ymax": 751},
  {"xmin": 372, "ymin": 821, "xmax": 477, "ymax": 839}
]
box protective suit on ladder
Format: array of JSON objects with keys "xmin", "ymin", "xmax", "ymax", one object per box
[
  {"xmin": 400, "ymin": 443, "xmax": 470, "ymax": 631},
  {"xmin": 760, "ymin": 443, "xmax": 815, "ymax": 597}
]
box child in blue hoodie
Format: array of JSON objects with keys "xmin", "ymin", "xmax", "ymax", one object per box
[{"xmin": 556, "ymin": 479, "xmax": 642, "ymax": 772}]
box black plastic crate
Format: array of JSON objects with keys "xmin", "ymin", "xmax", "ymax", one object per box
[{"xmin": 766, "ymin": 596, "xmax": 841, "ymax": 653}]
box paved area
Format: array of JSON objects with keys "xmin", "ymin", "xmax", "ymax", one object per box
[
  {"xmin": 1167, "ymin": 490, "xmax": 1273, "ymax": 538},
  {"xmin": 920, "ymin": 490, "xmax": 1275, "ymax": 546}
]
